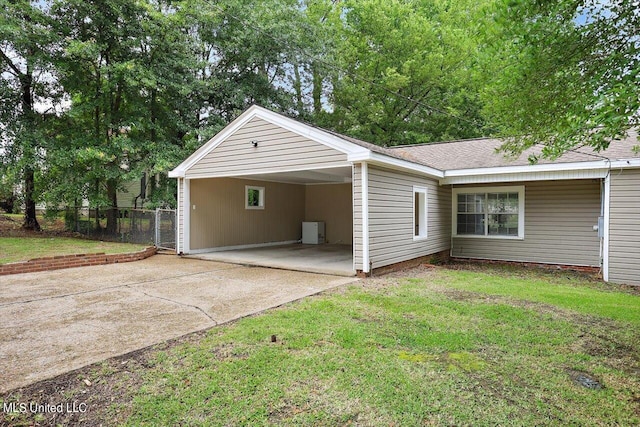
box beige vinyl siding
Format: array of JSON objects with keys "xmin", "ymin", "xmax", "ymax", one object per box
[
  {"xmin": 305, "ymin": 183, "xmax": 352, "ymax": 245},
  {"xmin": 189, "ymin": 178, "xmax": 305, "ymax": 250},
  {"xmin": 608, "ymin": 169, "xmax": 640, "ymax": 285},
  {"xmin": 186, "ymin": 117, "xmax": 348, "ymax": 178},
  {"xmin": 368, "ymin": 166, "xmax": 451, "ymax": 269},
  {"xmin": 116, "ymin": 179, "xmax": 141, "ymax": 208},
  {"xmin": 353, "ymin": 164, "xmax": 363, "ymax": 269},
  {"xmin": 452, "ymin": 180, "xmax": 601, "ymax": 266}
]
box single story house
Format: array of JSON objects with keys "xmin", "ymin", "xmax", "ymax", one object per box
[{"xmin": 169, "ymin": 105, "xmax": 639, "ymax": 285}]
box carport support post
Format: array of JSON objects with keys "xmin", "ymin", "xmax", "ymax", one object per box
[
  {"xmin": 362, "ymin": 162, "xmax": 370, "ymax": 274},
  {"xmin": 602, "ymin": 174, "xmax": 610, "ymax": 282},
  {"xmin": 183, "ymin": 178, "xmax": 191, "ymax": 254}
]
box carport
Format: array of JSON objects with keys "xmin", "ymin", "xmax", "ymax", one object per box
[
  {"xmin": 169, "ymin": 106, "xmax": 367, "ymax": 276},
  {"xmin": 185, "ymin": 167, "xmax": 354, "ymax": 275}
]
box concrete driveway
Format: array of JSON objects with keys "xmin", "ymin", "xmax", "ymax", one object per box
[{"xmin": 0, "ymin": 255, "xmax": 357, "ymax": 393}]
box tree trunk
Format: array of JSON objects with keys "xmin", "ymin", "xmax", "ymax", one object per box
[
  {"xmin": 293, "ymin": 63, "xmax": 304, "ymax": 116},
  {"xmin": 20, "ymin": 59, "xmax": 40, "ymax": 231},
  {"xmin": 22, "ymin": 166, "xmax": 40, "ymax": 231},
  {"xmin": 312, "ymin": 62, "xmax": 323, "ymax": 115},
  {"xmin": 106, "ymin": 179, "xmax": 118, "ymax": 235}
]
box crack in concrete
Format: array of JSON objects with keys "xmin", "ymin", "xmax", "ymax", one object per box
[
  {"xmin": 125, "ymin": 286, "xmax": 218, "ymax": 325},
  {"xmin": 0, "ymin": 266, "xmax": 241, "ymax": 308}
]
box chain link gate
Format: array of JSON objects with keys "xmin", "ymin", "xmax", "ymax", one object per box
[{"xmin": 155, "ymin": 208, "xmax": 176, "ymax": 251}]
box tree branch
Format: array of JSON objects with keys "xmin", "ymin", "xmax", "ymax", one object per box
[{"xmin": 0, "ymin": 48, "xmax": 23, "ymax": 77}]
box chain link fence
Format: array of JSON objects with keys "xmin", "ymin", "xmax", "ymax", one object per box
[
  {"xmin": 65, "ymin": 207, "xmax": 175, "ymax": 249},
  {"xmin": 155, "ymin": 209, "xmax": 176, "ymax": 250}
]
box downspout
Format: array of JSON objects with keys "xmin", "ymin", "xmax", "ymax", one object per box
[{"xmin": 567, "ymin": 149, "xmax": 612, "ymax": 281}]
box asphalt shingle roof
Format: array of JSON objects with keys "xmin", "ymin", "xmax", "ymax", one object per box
[
  {"xmin": 387, "ymin": 129, "xmax": 640, "ymax": 171},
  {"xmin": 278, "ymin": 108, "xmax": 639, "ymax": 172}
]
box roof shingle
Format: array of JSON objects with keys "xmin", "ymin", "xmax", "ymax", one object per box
[{"xmin": 388, "ymin": 130, "xmax": 639, "ymax": 171}]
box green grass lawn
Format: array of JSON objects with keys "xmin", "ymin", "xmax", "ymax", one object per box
[
  {"xmin": 0, "ymin": 237, "xmax": 150, "ymax": 264},
  {"xmin": 2, "ymin": 265, "xmax": 639, "ymax": 426},
  {"xmin": 122, "ymin": 271, "xmax": 639, "ymax": 426}
]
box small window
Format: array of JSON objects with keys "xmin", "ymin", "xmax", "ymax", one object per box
[
  {"xmin": 453, "ymin": 186, "xmax": 524, "ymax": 239},
  {"xmin": 245, "ymin": 185, "xmax": 264, "ymax": 210},
  {"xmin": 413, "ymin": 186, "xmax": 427, "ymax": 240}
]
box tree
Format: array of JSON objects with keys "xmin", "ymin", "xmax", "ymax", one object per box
[
  {"xmin": 49, "ymin": 0, "xmax": 203, "ymax": 232},
  {"xmin": 182, "ymin": 0, "xmax": 304, "ymax": 130},
  {"xmin": 288, "ymin": 0, "xmax": 342, "ymax": 120},
  {"xmin": 480, "ymin": 0, "xmax": 640, "ymax": 158},
  {"xmin": 41, "ymin": 0, "xmax": 319, "ymax": 231},
  {"xmin": 0, "ymin": 0, "xmax": 61, "ymax": 230},
  {"xmin": 49, "ymin": 0, "xmax": 149, "ymax": 233},
  {"xmin": 325, "ymin": 0, "xmax": 490, "ymax": 146}
]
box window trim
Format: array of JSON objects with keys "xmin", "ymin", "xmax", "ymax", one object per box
[
  {"xmin": 245, "ymin": 185, "xmax": 265, "ymax": 210},
  {"xmin": 413, "ymin": 185, "xmax": 428, "ymax": 241},
  {"xmin": 452, "ymin": 185, "xmax": 525, "ymax": 239}
]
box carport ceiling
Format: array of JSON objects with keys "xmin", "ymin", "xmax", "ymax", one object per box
[{"xmin": 236, "ymin": 166, "xmax": 352, "ymax": 185}]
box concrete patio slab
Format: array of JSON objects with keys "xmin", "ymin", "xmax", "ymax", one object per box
[{"xmin": 187, "ymin": 243, "xmax": 354, "ymax": 276}]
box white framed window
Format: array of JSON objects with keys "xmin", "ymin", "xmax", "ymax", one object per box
[
  {"xmin": 413, "ymin": 186, "xmax": 428, "ymax": 240},
  {"xmin": 245, "ymin": 185, "xmax": 265, "ymax": 210},
  {"xmin": 452, "ymin": 186, "xmax": 524, "ymax": 239}
]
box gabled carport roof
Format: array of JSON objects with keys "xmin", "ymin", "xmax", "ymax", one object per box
[{"xmin": 168, "ymin": 105, "xmax": 444, "ymax": 179}]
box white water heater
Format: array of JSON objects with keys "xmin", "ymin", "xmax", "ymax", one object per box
[{"xmin": 302, "ymin": 221, "xmax": 325, "ymax": 244}]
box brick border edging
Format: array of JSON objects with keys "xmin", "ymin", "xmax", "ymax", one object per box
[{"xmin": 0, "ymin": 246, "xmax": 157, "ymax": 276}]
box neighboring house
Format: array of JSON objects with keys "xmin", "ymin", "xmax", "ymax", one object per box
[
  {"xmin": 169, "ymin": 105, "xmax": 640, "ymax": 285},
  {"xmin": 117, "ymin": 172, "xmax": 167, "ymax": 209},
  {"xmin": 32, "ymin": 174, "xmax": 157, "ymax": 212}
]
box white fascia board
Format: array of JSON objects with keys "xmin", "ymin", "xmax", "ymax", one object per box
[
  {"xmin": 182, "ymin": 163, "xmax": 352, "ymax": 181},
  {"xmin": 442, "ymin": 168, "xmax": 608, "ymax": 185},
  {"xmin": 441, "ymin": 162, "xmax": 612, "ymax": 185},
  {"xmin": 610, "ymin": 158, "xmax": 640, "ymax": 169},
  {"xmin": 348, "ymin": 151, "xmax": 444, "ymax": 179},
  {"xmin": 169, "ymin": 105, "xmax": 370, "ymax": 178},
  {"xmin": 255, "ymin": 108, "xmax": 370, "ymax": 157},
  {"xmin": 444, "ymin": 159, "xmax": 611, "ymax": 178}
]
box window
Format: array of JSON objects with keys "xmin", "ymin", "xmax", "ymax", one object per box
[
  {"xmin": 245, "ymin": 185, "xmax": 264, "ymax": 210},
  {"xmin": 413, "ymin": 186, "xmax": 427, "ymax": 240},
  {"xmin": 452, "ymin": 186, "xmax": 524, "ymax": 238}
]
